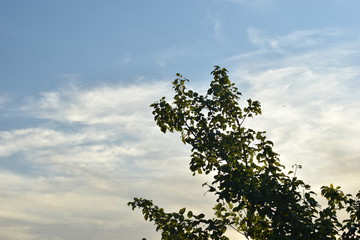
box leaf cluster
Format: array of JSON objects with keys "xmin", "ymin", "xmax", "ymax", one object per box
[{"xmin": 128, "ymin": 66, "xmax": 359, "ymax": 240}]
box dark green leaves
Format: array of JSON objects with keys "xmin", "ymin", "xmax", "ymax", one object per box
[
  {"xmin": 127, "ymin": 197, "xmax": 229, "ymax": 240},
  {"xmin": 179, "ymin": 208, "xmax": 186, "ymax": 215}
]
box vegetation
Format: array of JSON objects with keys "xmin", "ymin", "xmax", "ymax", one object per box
[{"xmin": 128, "ymin": 66, "xmax": 359, "ymax": 240}]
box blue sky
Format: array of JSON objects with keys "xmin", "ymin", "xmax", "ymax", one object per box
[{"xmin": 0, "ymin": 0, "xmax": 360, "ymax": 239}]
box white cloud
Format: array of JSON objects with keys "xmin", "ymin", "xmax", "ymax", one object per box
[
  {"xmin": 245, "ymin": 27, "xmax": 349, "ymax": 55},
  {"xmin": 23, "ymin": 82, "xmax": 168, "ymax": 126},
  {"xmin": 0, "ymin": 96, "xmax": 7, "ymax": 106},
  {"xmin": 247, "ymin": 27, "xmax": 266, "ymax": 49},
  {"xmin": 275, "ymin": 29, "xmax": 345, "ymax": 48},
  {"xmin": 0, "ymin": 128, "xmax": 109, "ymax": 157},
  {"xmin": 224, "ymin": 0, "xmax": 274, "ymax": 7},
  {"xmin": 155, "ymin": 47, "xmax": 187, "ymax": 68}
]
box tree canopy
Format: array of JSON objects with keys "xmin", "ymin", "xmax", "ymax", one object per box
[{"xmin": 128, "ymin": 66, "xmax": 359, "ymax": 240}]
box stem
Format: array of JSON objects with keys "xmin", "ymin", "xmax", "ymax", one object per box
[{"xmin": 227, "ymin": 224, "xmax": 247, "ymax": 237}]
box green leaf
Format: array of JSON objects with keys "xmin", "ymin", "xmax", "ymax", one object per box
[{"xmin": 179, "ymin": 208, "xmax": 186, "ymax": 215}]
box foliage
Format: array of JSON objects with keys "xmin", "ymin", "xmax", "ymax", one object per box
[{"xmin": 128, "ymin": 66, "xmax": 360, "ymax": 240}]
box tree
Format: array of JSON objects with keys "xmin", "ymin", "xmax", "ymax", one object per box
[{"xmin": 128, "ymin": 66, "xmax": 359, "ymax": 240}]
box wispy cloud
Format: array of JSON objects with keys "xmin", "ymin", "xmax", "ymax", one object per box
[
  {"xmin": 155, "ymin": 47, "xmax": 187, "ymax": 68},
  {"xmin": 213, "ymin": 18, "xmax": 222, "ymax": 39},
  {"xmin": 224, "ymin": 0, "xmax": 274, "ymax": 7},
  {"xmin": 246, "ymin": 27, "xmax": 349, "ymax": 54},
  {"xmin": 0, "ymin": 95, "xmax": 8, "ymax": 108},
  {"xmin": 0, "ymin": 128, "xmax": 108, "ymax": 157},
  {"xmin": 202, "ymin": 7, "xmax": 226, "ymax": 42},
  {"xmin": 23, "ymin": 82, "xmax": 168, "ymax": 125}
]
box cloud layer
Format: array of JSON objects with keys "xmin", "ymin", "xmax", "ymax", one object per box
[
  {"xmin": 1, "ymin": 78, "xmax": 221, "ymax": 239},
  {"xmin": 0, "ymin": 28, "xmax": 359, "ymax": 240}
]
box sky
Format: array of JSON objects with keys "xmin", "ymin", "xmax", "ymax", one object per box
[{"xmin": 0, "ymin": 0, "xmax": 359, "ymax": 239}]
